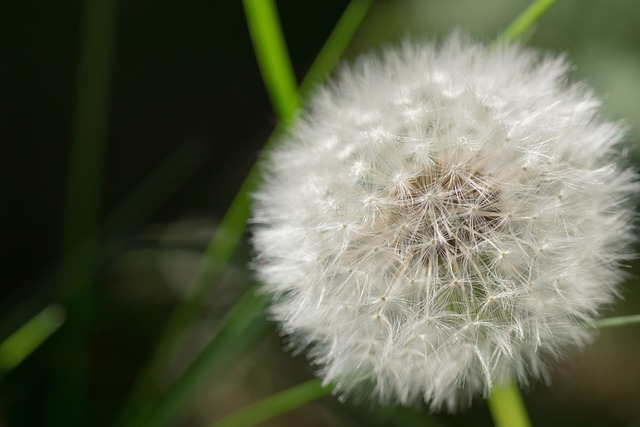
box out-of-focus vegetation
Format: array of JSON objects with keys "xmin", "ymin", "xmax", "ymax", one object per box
[{"xmin": 2, "ymin": 0, "xmax": 639, "ymax": 426}]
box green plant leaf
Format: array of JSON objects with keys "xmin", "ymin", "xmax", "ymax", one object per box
[{"xmin": 243, "ymin": 0, "xmax": 300, "ymax": 122}]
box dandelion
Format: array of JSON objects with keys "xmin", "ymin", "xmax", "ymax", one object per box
[{"xmin": 251, "ymin": 35, "xmax": 637, "ymax": 411}]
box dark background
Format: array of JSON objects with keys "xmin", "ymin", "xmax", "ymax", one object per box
[{"xmin": 2, "ymin": 0, "xmax": 640, "ymax": 426}]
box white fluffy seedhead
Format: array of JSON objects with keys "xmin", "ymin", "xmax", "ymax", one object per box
[{"xmin": 251, "ymin": 36, "xmax": 638, "ymax": 411}]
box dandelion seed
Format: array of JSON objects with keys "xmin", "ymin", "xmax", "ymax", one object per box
[{"xmin": 251, "ymin": 35, "xmax": 638, "ymax": 411}]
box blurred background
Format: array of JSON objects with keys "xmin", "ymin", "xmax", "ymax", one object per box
[{"xmin": 2, "ymin": 0, "xmax": 640, "ymax": 426}]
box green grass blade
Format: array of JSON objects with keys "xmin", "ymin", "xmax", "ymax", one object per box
[
  {"xmin": 243, "ymin": 0, "xmax": 300, "ymax": 122},
  {"xmin": 142, "ymin": 287, "xmax": 271, "ymax": 427},
  {"xmin": 115, "ymin": 3, "xmax": 373, "ymax": 426},
  {"xmin": 299, "ymin": 0, "xmax": 373, "ymax": 97},
  {"xmin": 212, "ymin": 379, "xmax": 330, "ymax": 427},
  {"xmin": 497, "ymin": 0, "xmax": 557, "ymax": 42},
  {"xmin": 48, "ymin": 0, "xmax": 116, "ymax": 424},
  {"xmin": 0, "ymin": 304, "xmax": 66, "ymax": 376},
  {"xmin": 487, "ymin": 383, "xmax": 532, "ymax": 427},
  {"xmin": 586, "ymin": 314, "xmax": 640, "ymax": 329}
]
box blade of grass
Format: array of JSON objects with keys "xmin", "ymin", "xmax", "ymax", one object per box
[
  {"xmin": 243, "ymin": 0, "xmax": 300, "ymax": 122},
  {"xmin": 142, "ymin": 287, "xmax": 271, "ymax": 427},
  {"xmin": 487, "ymin": 383, "xmax": 532, "ymax": 427},
  {"xmin": 212, "ymin": 379, "xmax": 330, "ymax": 427},
  {"xmin": 497, "ymin": 0, "xmax": 557, "ymax": 42},
  {"xmin": 0, "ymin": 304, "xmax": 66, "ymax": 377},
  {"xmin": 586, "ymin": 314, "xmax": 640, "ymax": 329},
  {"xmin": 47, "ymin": 0, "xmax": 116, "ymax": 424},
  {"xmin": 298, "ymin": 0, "xmax": 373, "ymax": 97},
  {"xmin": 115, "ymin": 2, "xmax": 372, "ymax": 425}
]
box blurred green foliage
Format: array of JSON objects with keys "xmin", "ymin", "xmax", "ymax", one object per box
[{"xmin": 2, "ymin": 1, "xmax": 640, "ymax": 426}]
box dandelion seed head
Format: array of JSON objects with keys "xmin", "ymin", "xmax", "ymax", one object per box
[{"xmin": 251, "ymin": 36, "xmax": 638, "ymax": 411}]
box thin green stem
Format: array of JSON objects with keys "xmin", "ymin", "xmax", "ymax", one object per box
[
  {"xmin": 48, "ymin": 0, "xmax": 116, "ymax": 424},
  {"xmin": 586, "ymin": 314, "xmax": 640, "ymax": 329},
  {"xmin": 0, "ymin": 304, "xmax": 66, "ymax": 376},
  {"xmin": 115, "ymin": 2, "xmax": 372, "ymax": 425},
  {"xmin": 497, "ymin": 0, "xmax": 557, "ymax": 42},
  {"xmin": 487, "ymin": 383, "xmax": 532, "ymax": 427},
  {"xmin": 212, "ymin": 379, "xmax": 330, "ymax": 427},
  {"xmin": 299, "ymin": 0, "xmax": 373, "ymax": 97},
  {"xmin": 243, "ymin": 0, "xmax": 300, "ymax": 122}
]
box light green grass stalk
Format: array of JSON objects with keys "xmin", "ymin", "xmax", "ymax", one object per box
[
  {"xmin": 212, "ymin": 379, "xmax": 330, "ymax": 427},
  {"xmin": 497, "ymin": 0, "xmax": 557, "ymax": 42},
  {"xmin": 243, "ymin": 0, "xmax": 300, "ymax": 122},
  {"xmin": 0, "ymin": 304, "xmax": 66, "ymax": 377}
]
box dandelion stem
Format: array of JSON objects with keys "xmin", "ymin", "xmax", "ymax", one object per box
[
  {"xmin": 586, "ymin": 314, "xmax": 640, "ymax": 329},
  {"xmin": 484, "ymin": 2, "xmax": 560, "ymax": 425},
  {"xmin": 211, "ymin": 379, "xmax": 330, "ymax": 427},
  {"xmin": 497, "ymin": 0, "xmax": 557, "ymax": 42},
  {"xmin": 487, "ymin": 382, "xmax": 532, "ymax": 427}
]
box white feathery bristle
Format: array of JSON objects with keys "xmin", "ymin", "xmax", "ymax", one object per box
[{"xmin": 251, "ymin": 35, "xmax": 638, "ymax": 411}]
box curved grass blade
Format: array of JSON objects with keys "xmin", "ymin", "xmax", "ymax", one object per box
[
  {"xmin": 243, "ymin": 0, "xmax": 300, "ymax": 122},
  {"xmin": 497, "ymin": 0, "xmax": 557, "ymax": 43},
  {"xmin": 0, "ymin": 304, "xmax": 66, "ymax": 377},
  {"xmin": 298, "ymin": 0, "xmax": 373, "ymax": 97},
  {"xmin": 212, "ymin": 379, "xmax": 330, "ymax": 427}
]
